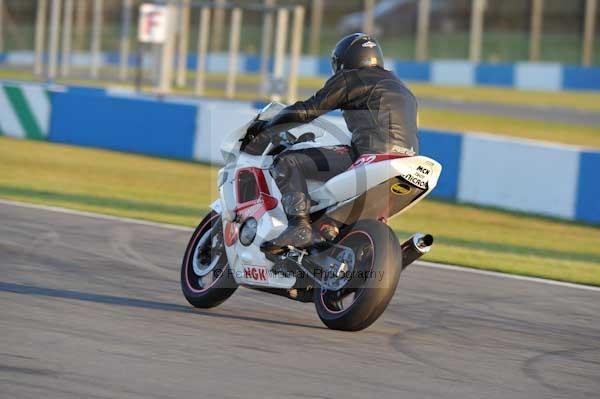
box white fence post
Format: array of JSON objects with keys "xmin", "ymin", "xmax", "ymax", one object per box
[
  {"xmin": 176, "ymin": 0, "xmax": 191, "ymax": 87},
  {"xmin": 582, "ymin": 0, "xmax": 597, "ymax": 66},
  {"xmin": 529, "ymin": 0, "xmax": 544, "ymax": 62},
  {"xmin": 416, "ymin": 0, "xmax": 431, "ymax": 61},
  {"xmin": 260, "ymin": 0, "xmax": 276, "ymax": 97},
  {"xmin": 90, "ymin": 0, "xmax": 103, "ymax": 79},
  {"xmin": 309, "ymin": 0, "xmax": 323, "ymax": 56},
  {"xmin": 287, "ymin": 6, "xmax": 305, "ymax": 103},
  {"xmin": 195, "ymin": 7, "xmax": 211, "ymax": 95},
  {"xmin": 469, "ymin": 0, "xmax": 486, "ymax": 63},
  {"xmin": 271, "ymin": 8, "xmax": 288, "ymax": 102},
  {"xmin": 74, "ymin": 0, "xmax": 88, "ymax": 51},
  {"xmin": 47, "ymin": 0, "xmax": 62, "ymax": 79},
  {"xmin": 60, "ymin": 0, "xmax": 74, "ymax": 77},
  {"xmin": 225, "ymin": 8, "xmax": 242, "ymax": 99},
  {"xmin": 158, "ymin": 3, "xmax": 177, "ymax": 94},
  {"xmin": 34, "ymin": 0, "xmax": 48, "ymax": 76},
  {"xmin": 119, "ymin": 0, "xmax": 132, "ymax": 81},
  {"xmin": 0, "ymin": 0, "xmax": 4, "ymax": 53},
  {"xmin": 211, "ymin": 0, "xmax": 225, "ymax": 51},
  {"xmin": 362, "ymin": 0, "xmax": 375, "ymax": 35}
]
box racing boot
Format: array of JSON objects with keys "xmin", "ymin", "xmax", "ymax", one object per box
[{"xmin": 261, "ymin": 192, "xmax": 313, "ymax": 253}]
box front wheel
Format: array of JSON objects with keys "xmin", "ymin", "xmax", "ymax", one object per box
[
  {"xmin": 181, "ymin": 211, "xmax": 238, "ymax": 308},
  {"xmin": 314, "ymin": 219, "xmax": 403, "ymax": 331}
]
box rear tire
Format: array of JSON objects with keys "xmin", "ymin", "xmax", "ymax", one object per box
[
  {"xmin": 181, "ymin": 211, "xmax": 238, "ymax": 308},
  {"xmin": 314, "ymin": 219, "xmax": 402, "ymax": 331}
]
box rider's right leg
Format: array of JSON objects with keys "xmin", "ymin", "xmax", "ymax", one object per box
[{"xmin": 261, "ymin": 146, "xmax": 354, "ymax": 251}]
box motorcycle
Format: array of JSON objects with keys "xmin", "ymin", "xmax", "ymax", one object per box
[{"xmin": 181, "ymin": 102, "xmax": 442, "ymax": 331}]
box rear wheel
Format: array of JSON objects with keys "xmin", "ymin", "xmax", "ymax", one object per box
[
  {"xmin": 181, "ymin": 211, "xmax": 238, "ymax": 308},
  {"xmin": 314, "ymin": 219, "xmax": 402, "ymax": 331}
]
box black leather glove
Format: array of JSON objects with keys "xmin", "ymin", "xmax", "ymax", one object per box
[
  {"xmin": 246, "ymin": 119, "xmax": 269, "ymax": 138},
  {"xmin": 240, "ymin": 119, "xmax": 269, "ymax": 151}
]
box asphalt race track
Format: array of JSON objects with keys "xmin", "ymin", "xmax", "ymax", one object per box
[{"xmin": 1, "ymin": 201, "xmax": 599, "ymax": 399}]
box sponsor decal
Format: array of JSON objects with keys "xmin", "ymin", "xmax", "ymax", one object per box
[
  {"xmin": 391, "ymin": 182, "xmax": 412, "ymax": 196},
  {"xmin": 391, "ymin": 145, "xmax": 415, "ymax": 156},
  {"xmin": 401, "ymin": 173, "xmax": 428, "ymax": 189},
  {"xmin": 351, "ymin": 154, "xmax": 377, "ymax": 168},
  {"xmin": 362, "ymin": 41, "xmax": 377, "ymax": 48},
  {"xmin": 349, "ymin": 154, "xmax": 411, "ymax": 169},
  {"xmin": 243, "ymin": 266, "xmax": 268, "ymax": 282},
  {"xmin": 416, "ymin": 165, "xmax": 431, "ymax": 175}
]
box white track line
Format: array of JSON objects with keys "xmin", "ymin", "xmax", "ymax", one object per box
[
  {"xmin": 1, "ymin": 198, "xmax": 599, "ymax": 293},
  {"xmin": 415, "ymin": 261, "xmax": 600, "ymax": 292},
  {"xmin": 0, "ymin": 198, "xmax": 193, "ymax": 232}
]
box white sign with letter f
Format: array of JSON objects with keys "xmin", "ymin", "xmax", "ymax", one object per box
[{"xmin": 138, "ymin": 3, "xmax": 169, "ymax": 44}]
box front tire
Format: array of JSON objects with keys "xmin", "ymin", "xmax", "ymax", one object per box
[
  {"xmin": 181, "ymin": 211, "xmax": 238, "ymax": 308},
  {"xmin": 314, "ymin": 219, "xmax": 402, "ymax": 331}
]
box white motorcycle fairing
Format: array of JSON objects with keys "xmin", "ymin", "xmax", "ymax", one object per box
[{"xmin": 215, "ymin": 103, "xmax": 441, "ymax": 290}]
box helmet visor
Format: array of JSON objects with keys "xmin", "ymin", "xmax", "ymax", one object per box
[{"xmin": 331, "ymin": 55, "xmax": 339, "ymax": 74}]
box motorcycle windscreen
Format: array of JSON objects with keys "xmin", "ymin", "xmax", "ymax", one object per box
[{"xmin": 324, "ymin": 176, "xmax": 426, "ymax": 225}]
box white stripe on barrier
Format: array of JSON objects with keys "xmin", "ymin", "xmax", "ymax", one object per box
[
  {"xmin": 515, "ymin": 62, "xmax": 562, "ymax": 92},
  {"xmin": 0, "ymin": 86, "xmax": 26, "ymax": 139},
  {"xmin": 207, "ymin": 53, "xmax": 248, "ymax": 74},
  {"xmin": 193, "ymin": 104, "xmax": 214, "ymax": 163},
  {"xmin": 22, "ymin": 84, "xmax": 50, "ymax": 136},
  {"xmin": 458, "ymin": 133, "xmax": 580, "ymax": 219},
  {"xmin": 297, "ymin": 56, "xmax": 320, "ymax": 77},
  {"xmin": 431, "ymin": 60, "xmax": 475, "ymax": 86},
  {"xmin": 70, "ymin": 52, "xmax": 94, "ymax": 67},
  {"xmin": 105, "ymin": 86, "xmax": 137, "ymax": 98},
  {"xmin": 193, "ymin": 101, "xmax": 257, "ymax": 164},
  {"xmin": 5, "ymin": 51, "xmax": 35, "ymax": 65}
]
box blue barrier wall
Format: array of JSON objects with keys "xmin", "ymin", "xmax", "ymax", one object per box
[
  {"xmin": 475, "ymin": 64, "xmax": 514, "ymax": 87},
  {"xmin": 576, "ymin": 151, "xmax": 600, "ymax": 224},
  {"xmin": 394, "ymin": 61, "xmax": 431, "ymax": 82},
  {"xmin": 419, "ymin": 130, "xmax": 463, "ymax": 199},
  {"xmin": 49, "ymin": 92, "xmax": 197, "ymax": 160},
  {"xmin": 563, "ymin": 66, "xmax": 600, "ymax": 91},
  {"xmin": 3, "ymin": 80, "xmax": 597, "ymax": 225}
]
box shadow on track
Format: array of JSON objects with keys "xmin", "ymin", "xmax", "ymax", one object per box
[{"xmin": 0, "ymin": 281, "xmax": 324, "ymax": 331}]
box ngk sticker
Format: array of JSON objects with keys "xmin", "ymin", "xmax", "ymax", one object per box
[{"xmin": 243, "ymin": 266, "xmax": 268, "ymax": 282}]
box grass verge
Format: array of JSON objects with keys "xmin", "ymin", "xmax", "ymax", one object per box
[
  {"xmin": 419, "ymin": 109, "xmax": 600, "ymax": 148},
  {"xmin": 1, "ymin": 136, "xmax": 598, "ymax": 286}
]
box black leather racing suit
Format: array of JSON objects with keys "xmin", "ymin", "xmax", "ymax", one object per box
[{"xmin": 249, "ymin": 66, "xmax": 419, "ymax": 208}]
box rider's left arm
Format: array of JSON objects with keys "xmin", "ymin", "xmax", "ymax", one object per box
[
  {"xmin": 266, "ymin": 72, "xmax": 349, "ymax": 129},
  {"xmin": 241, "ymin": 73, "xmax": 348, "ymax": 154}
]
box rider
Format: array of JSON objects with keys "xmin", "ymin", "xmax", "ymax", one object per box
[{"xmin": 242, "ymin": 33, "xmax": 419, "ymax": 250}]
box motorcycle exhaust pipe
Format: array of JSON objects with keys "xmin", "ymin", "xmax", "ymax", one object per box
[{"xmin": 401, "ymin": 233, "xmax": 434, "ymax": 270}]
